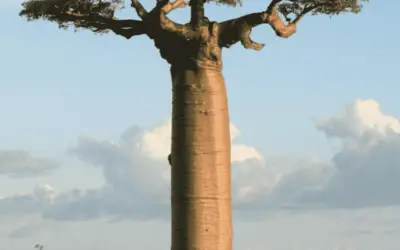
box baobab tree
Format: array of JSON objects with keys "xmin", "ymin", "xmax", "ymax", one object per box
[{"xmin": 20, "ymin": 0, "xmax": 367, "ymax": 250}]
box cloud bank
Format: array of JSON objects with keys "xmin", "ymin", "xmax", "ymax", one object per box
[{"xmin": 1, "ymin": 99, "xmax": 400, "ymax": 222}]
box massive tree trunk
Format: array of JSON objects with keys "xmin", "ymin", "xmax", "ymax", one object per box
[
  {"xmin": 170, "ymin": 67, "xmax": 232, "ymax": 250},
  {"xmin": 125, "ymin": 2, "xmax": 300, "ymax": 250},
  {"xmin": 124, "ymin": 2, "xmax": 297, "ymax": 250}
]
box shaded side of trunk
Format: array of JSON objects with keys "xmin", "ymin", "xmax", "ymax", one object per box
[{"xmin": 170, "ymin": 67, "xmax": 232, "ymax": 250}]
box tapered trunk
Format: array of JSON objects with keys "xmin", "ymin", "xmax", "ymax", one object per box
[{"xmin": 170, "ymin": 66, "xmax": 232, "ymax": 250}]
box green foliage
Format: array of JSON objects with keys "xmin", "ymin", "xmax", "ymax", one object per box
[
  {"xmin": 209, "ymin": 0, "xmax": 242, "ymax": 7},
  {"xmin": 18, "ymin": 0, "xmax": 368, "ymax": 33},
  {"xmin": 19, "ymin": 0, "xmax": 124, "ymax": 30},
  {"xmin": 207, "ymin": 0, "xmax": 367, "ymax": 10},
  {"xmin": 277, "ymin": 0, "xmax": 368, "ymax": 22}
]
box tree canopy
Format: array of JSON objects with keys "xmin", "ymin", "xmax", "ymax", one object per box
[{"xmin": 19, "ymin": 0, "xmax": 368, "ymax": 50}]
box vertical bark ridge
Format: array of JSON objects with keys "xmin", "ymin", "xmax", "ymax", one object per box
[{"xmin": 171, "ymin": 68, "xmax": 232, "ymax": 250}]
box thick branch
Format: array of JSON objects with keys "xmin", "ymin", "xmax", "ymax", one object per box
[
  {"xmin": 98, "ymin": 21, "xmax": 144, "ymax": 39},
  {"xmin": 131, "ymin": 0, "xmax": 188, "ymax": 20},
  {"xmin": 265, "ymin": 7, "xmax": 297, "ymax": 38},
  {"xmin": 218, "ymin": 12, "xmax": 268, "ymax": 50},
  {"xmin": 218, "ymin": 0, "xmax": 322, "ymax": 50}
]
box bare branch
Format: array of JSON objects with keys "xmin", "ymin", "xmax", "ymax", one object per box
[
  {"xmin": 291, "ymin": 3, "xmax": 324, "ymax": 24},
  {"xmin": 163, "ymin": 0, "xmax": 188, "ymax": 14},
  {"xmin": 131, "ymin": 0, "xmax": 148, "ymax": 19},
  {"xmin": 218, "ymin": 0, "xmax": 284, "ymax": 50},
  {"xmin": 159, "ymin": 3, "xmax": 196, "ymax": 39},
  {"xmin": 129, "ymin": 0, "xmax": 193, "ymax": 38},
  {"xmin": 131, "ymin": 0, "xmax": 187, "ymax": 21},
  {"xmin": 265, "ymin": 7, "xmax": 297, "ymax": 38},
  {"xmin": 218, "ymin": 0, "xmax": 325, "ymax": 50},
  {"xmin": 266, "ymin": 0, "xmax": 282, "ymax": 13},
  {"xmin": 267, "ymin": 2, "xmax": 323, "ymax": 38},
  {"xmin": 218, "ymin": 12, "xmax": 268, "ymax": 50}
]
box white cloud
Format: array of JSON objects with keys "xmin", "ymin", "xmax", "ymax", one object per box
[
  {"xmin": 304, "ymin": 99, "xmax": 400, "ymax": 208},
  {"xmin": 139, "ymin": 121, "xmax": 171, "ymax": 160},
  {"xmin": 315, "ymin": 99, "xmax": 400, "ymax": 144}
]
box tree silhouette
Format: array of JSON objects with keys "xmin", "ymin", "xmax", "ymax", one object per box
[
  {"xmin": 34, "ymin": 244, "xmax": 44, "ymax": 250},
  {"xmin": 20, "ymin": 0, "xmax": 367, "ymax": 250}
]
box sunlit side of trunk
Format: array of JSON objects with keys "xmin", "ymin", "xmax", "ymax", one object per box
[{"xmin": 170, "ymin": 67, "xmax": 232, "ymax": 250}]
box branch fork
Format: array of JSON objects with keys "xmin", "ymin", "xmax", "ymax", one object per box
[{"xmin": 218, "ymin": 0, "xmax": 323, "ymax": 50}]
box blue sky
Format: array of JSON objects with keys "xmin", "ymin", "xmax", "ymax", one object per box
[
  {"xmin": 2, "ymin": 0, "xmax": 398, "ymax": 157},
  {"xmin": 1, "ymin": 0, "xmax": 400, "ymax": 249}
]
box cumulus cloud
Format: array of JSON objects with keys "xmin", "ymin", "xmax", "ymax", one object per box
[
  {"xmin": 43, "ymin": 121, "xmax": 266, "ymax": 221},
  {"xmin": 315, "ymin": 100, "xmax": 400, "ymax": 139},
  {"xmin": 305, "ymin": 99, "xmax": 400, "ymax": 208},
  {"xmin": 0, "ymin": 150, "xmax": 58, "ymax": 177},
  {"xmin": 233, "ymin": 99, "xmax": 400, "ymax": 210},
  {"xmin": 1, "ymin": 99, "xmax": 400, "ymax": 222}
]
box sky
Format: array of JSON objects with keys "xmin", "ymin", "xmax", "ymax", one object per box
[{"xmin": 1, "ymin": 0, "xmax": 400, "ymax": 249}]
